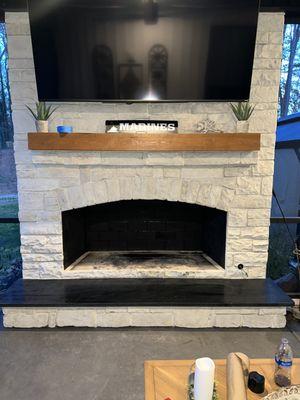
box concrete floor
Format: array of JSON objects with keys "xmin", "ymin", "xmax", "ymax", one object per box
[{"xmin": 0, "ymin": 315, "xmax": 299, "ymax": 400}]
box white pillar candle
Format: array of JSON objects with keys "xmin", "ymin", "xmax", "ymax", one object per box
[{"xmin": 194, "ymin": 357, "xmax": 215, "ymax": 400}]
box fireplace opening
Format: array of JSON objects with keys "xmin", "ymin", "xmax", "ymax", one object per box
[{"xmin": 62, "ymin": 200, "xmax": 227, "ymax": 272}]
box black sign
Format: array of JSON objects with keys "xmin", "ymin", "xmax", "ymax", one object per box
[{"xmin": 106, "ymin": 120, "xmax": 178, "ymax": 133}]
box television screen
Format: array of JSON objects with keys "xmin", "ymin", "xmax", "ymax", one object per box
[{"xmin": 28, "ymin": 0, "xmax": 259, "ymax": 102}]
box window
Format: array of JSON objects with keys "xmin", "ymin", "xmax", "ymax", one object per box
[
  {"xmin": 0, "ymin": 21, "xmax": 22, "ymax": 290},
  {"xmin": 268, "ymin": 23, "xmax": 300, "ymax": 280},
  {"xmin": 279, "ymin": 24, "xmax": 300, "ymax": 118}
]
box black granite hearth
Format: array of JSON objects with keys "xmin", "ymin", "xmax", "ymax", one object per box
[{"xmin": 0, "ymin": 278, "xmax": 293, "ymax": 308}]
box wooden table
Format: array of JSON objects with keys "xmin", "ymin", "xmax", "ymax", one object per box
[{"xmin": 145, "ymin": 359, "xmax": 300, "ymax": 400}]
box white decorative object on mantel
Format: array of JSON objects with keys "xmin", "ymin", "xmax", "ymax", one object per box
[
  {"xmin": 196, "ymin": 118, "xmax": 221, "ymax": 133},
  {"xmin": 263, "ymin": 385, "xmax": 300, "ymax": 400},
  {"xmin": 35, "ymin": 120, "xmax": 49, "ymax": 133},
  {"xmin": 236, "ymin": 120, "xmax": 249, "ymax": 133}
]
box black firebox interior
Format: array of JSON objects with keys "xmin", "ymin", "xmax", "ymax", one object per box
[{"xmin": 62, "ymin": 200, "xmax": 227, "ymax": 269}]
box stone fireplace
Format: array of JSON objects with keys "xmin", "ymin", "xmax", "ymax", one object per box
[{"xmin": 2, "ymin": 11, "xmax": 289, "ymax": 328}]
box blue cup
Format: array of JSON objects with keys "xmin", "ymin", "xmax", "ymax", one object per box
[{"xmin": 57, "ymin": 125, "xmax": 73, "ymax": 134}]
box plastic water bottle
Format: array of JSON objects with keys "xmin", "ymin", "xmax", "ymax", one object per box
[{"xmin": 274, "ymin": 338, "xmax": 293, "ymax": 387}]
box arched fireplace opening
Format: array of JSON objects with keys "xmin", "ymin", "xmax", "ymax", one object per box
[{"xmin": 62, "ymin": 200, "xmax": 227, "ymax": 271}]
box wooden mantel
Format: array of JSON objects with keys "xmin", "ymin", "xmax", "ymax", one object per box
[{"xmin": 27, "ymin": 132, "xmax": 261, "ymax": 152}]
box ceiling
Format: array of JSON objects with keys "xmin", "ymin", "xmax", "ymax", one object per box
[{"xmin": 0, "ymin": 0, "xmax": 299, "ymax": 22}]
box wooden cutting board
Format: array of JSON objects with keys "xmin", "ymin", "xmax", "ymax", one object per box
[{"xmin": 144, "ymin": 358, "xmax": 300, "ymax": 400}]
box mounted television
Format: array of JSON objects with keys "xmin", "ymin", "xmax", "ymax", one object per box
[{"xmin": 28, "ymin": 0, "xmax": 260, "ymax": 102}]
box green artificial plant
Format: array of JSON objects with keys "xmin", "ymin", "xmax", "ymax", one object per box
[
  {"xmin": 26, "ymin": 102, "xmax": 58, "ymax": 121},
  {"xmin": 230, "ymin": 102, "xmax": 255, "ymax": 121}
]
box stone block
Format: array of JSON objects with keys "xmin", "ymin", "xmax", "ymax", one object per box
[
  {"xmin": 101, "ymin": 152, "xmax": 144, "ymax": 166},
  {"xmin": 197, "ymin": 185, "xmax": 222, "ymax": 208},
  {"xmin": 224, "ymin": 167, "xmax": 251, "ymax": 177},
  {"xmin": 12, "ymin": 109, "xmax": 36, "ymax": 133},
  {"xmin": 22, "ymin": 242, "xmax": 62, "ymax": 254},
  {"xmin": 184, "ymin": 153, "xmax": 243, "ymax": 167},
  {"xmin": 22, "ymin": 235, "xmax": 62, "ymax": 247},
  {"xmin": 252, "ymin": 240, "xmax": 269, "ymax": 252},
  {"xmin": 214, "ymin": 314, "xmax": 242, "ymax": 328},
  {"xmin": 5, "ymin": 20, "xmax": 31, "ymax": 35},
  {"xmin": 38, "ymin": 262, "xmax": 63, "ymax": 279},
  {"xmin": 145, "ymin": 153, "xmax": 184, "ymax": 166},
  {"xmin": 173, "ymin": 309, "xmax": 213, "ymax": 328},
  {"xmin": 255, "ymin": 44, "xmax": 283, "ymax": 59},
  {"xmin": 258, "ymin": 307, "xmax": 286, "ymax": 315},
  {"xmin": 9, "ymin": 59, "xmax": 35, "ymax": 69},
  {"xmin": 248, "ymin": 209, "xmax": 270, "ymax": 227},
  {"xmin": 250, "ymin": 86, "xmax": 280, "ymax": 104},
  {"xmin": 253, "ymin": 58, "xmax": 282, "ymax": 70},
  {"xmin": 239, "ymin": 226, "xmax": 269, "ymax": 240},
  {"xmin": 3, "ymin": 309, "xmax": 49, "ymax": 328},
  {"xmin": 130, "ymin": 312, "xmax": 174, "ymax": 327},
  {"xmin": 10, "ymin": 82, "xmax": 38, "ymax": 105},
  {"xmin": 7, "ymin": 35, "xmax": 33, "ymax": 59},
  {"xmin": 227, "ymin": 239, "xmax": 253, "ymax": 252},
  {"xmin": 82, "ymin": 182, "xmax": 97, "ymax": 205},
  {"xmin": 20, "ymin": 222, "xmax": 62, "ymax": 235},
  {"xmin": 140, "ymin": 177, "xmax": 156, "ymax": 199},
  {"xmin": 22, "ymin": 252, "xmax": 63, "ymax": 262},
  {"xmin": 269, "ymin": 31, "xmax": 284, "ymax": 44},
  {"xmin": 93, "ymin": 180, "xmax": 108, "ymax": 204},
  {"xmin": 233, "ymin": 252, "xmax": 268, "ymax": 267},
  {"xmin": 255, "ymin": 31, "xmax": 269, "ymax": 44},
  {"xmin": 9, "ymin": 69, "xmax": 36, "ymax": 82},
  {"xmin": 242, "ymin": 314, "xmax": 285, "ymax": 328},
  {"xmin": 231, "ymin": 195, "xmax": 271, "ymax": 209},
  {"xmin": 18, "ymin": 178, "xmax": 59, "ymax": 192},
  {"xmin": 67, "ymin": 186, "xmax": 86, "ymax": 209},
  {"xmin": 236, "ymin": 177, "xmax": 261, "ymax": 195},
  {"xmin": 252, "ymin": 160, "xmax": 274, "ymax": 176},
  {"xmin": 227, "ymin": 209, "xmax": 248, "ymax": 227},
  {"xmin": 181, "ymin": 167, "xmax": 223, "ymax": 179},
  {"xmin": 214, "ymin": 187, "xmax": 233, "ymax": 211},
  {"xmin": 16, "ymin": 165, "xmax": 35, "ymax": 179},
  {"xmin": 56, "ymin": 309, "xmax": 97, "ymax": 327},
  {"xmin": 119, "ymin": 178, "xmax": 133, "ymax": 200},
  {"xmin": 5, "ymin": 12, "xmax": 29, "ymax": 24},
  {"xmin": 257, "ymin": 13, "xmax": 285, "ymax": 33},
  {"xmin": 18, "ymin": 191, "xmax": 44, "ymax": 210},
  {"xmin": 36, "ymin": 165, "xmax": 80, "ymax": 179},
  {"xmin": 260, "ymin": 134, "xmax": 276, "ymax": 148},
  {"xmin": 251, "ymin": 69, "xmax": 280, "ymax": 86},
  {"xmin": 56, "ymin": 189, "xmax": 70, "ymax": 211},
  {"xmin": 163, "ymin": 168, "xmax": 181, "ymax": 178},
  {"xmin": 99, "ymin": 311, "xmax": 132, "ymax": 327},
  {"xmin": 44, "ymin": 195, "xmax": 60, "ymax": 211},
  {"xmin": 261, "ymin": 176, "xmax": 274, "ymax": 195},
  {"xmin": 18, "ymin": 209, "xmax": 38, "ymax": 222}
]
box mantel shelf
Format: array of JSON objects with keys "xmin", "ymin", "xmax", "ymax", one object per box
[{"xmin": 27, "ymin": 132, "xmax": 261, "ymax": 152}]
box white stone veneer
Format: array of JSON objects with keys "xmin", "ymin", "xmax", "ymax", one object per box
[
  {"xmin": 5, "ymin": 12, "xmax": 284, "ymax": 280},
  {"xmin": 3, "ymin": 306, "xmax": 287, "ymax": 328}
]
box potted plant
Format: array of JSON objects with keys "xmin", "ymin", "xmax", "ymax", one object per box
[
  {"xmin": 26, "ymin": 102, "xmax": 58, "ymax": 133},
  {"xmin": 230, "ymin": 102, "xmax": 255, "ymax": 133}
]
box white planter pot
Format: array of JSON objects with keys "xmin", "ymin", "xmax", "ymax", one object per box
[
  {"xmin": 35, "ymin": 120, "xmax": 49, "ymax": 133},
  {"xmin": 236, "ymin": 120, "xmax": 249, "ymax": 133}
]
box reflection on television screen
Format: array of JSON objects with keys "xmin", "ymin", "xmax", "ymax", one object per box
[{"xmin": 28, "ymin": 0, "xmax": 259, "ymax": 102}]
